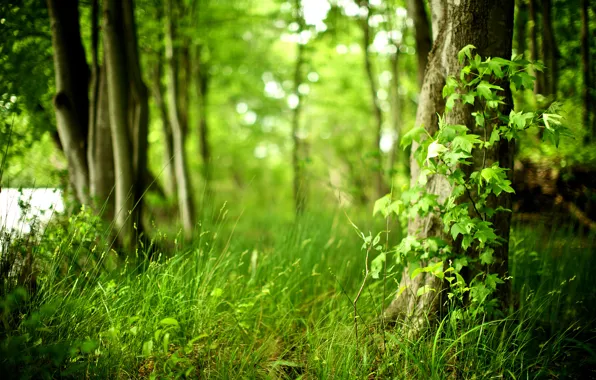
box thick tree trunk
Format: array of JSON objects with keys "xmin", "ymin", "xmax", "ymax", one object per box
[
  {"xmin": 528, "ymin": 0, "xmax": 544, "ymax": 95},
  {"xmin": 407, "ymin": 0, "xmax": 432, "ymax": 88},
  {"xmin": 165, "ymin": 0, "xmax": 195, "ymax": 239},
  {"xmin": 581, "ymin": 0, "xmax": 592, "ymax": 141},
  {"xmin": 542, "ymin": 0, "xmax": 558, "ymax": 98},
  {"xmin": 103, "ymin": 0, "xmax": 136, "ymax": 247},
  {"xmin": 122, "ymin": 0, "xmax": 149, "ymax": 231},
  {"xmin": 385, "ymin": 0, "xmax": 515, "ymax": 328},
  {"xmin": 361, "ymin": 0, "xmax": 385, "ymax": 199},
  {"xmin": 47, "ymin": 0, "xmax": 90, "ymax": 204}
]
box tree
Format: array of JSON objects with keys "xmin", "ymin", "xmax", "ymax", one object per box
[
  {"xmin": 384, "ymin": 0, "xmax": 515, "ymax": 328},
  {"xmin": 359, "ymin": 0, "xmax": 385, "ymax": 198},
  {"xmin": 48, "ymin": 0, "xmax": 149, "ymax": 249},
  {"xmin": 407, "ymin": 0, "xmax": 432, "ymax": 88},
  {"xmin": 528, "ymin": 0, "xmax": 544, "ymax": 95},
  {"xmin": 47, "ymin": 0, "xmax": 90, "ymax": 205},
  {"xmin": 165, "ymin": 0, "xmax": 195, "ymax": 239},
  {"xmin": 542, "ymin": 0, "xmax": 558, "ymax": 98}
]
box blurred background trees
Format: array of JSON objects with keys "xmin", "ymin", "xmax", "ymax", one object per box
[{"xmin": 1, "ymin": 0, "xmax": 595, "ymax": 241}]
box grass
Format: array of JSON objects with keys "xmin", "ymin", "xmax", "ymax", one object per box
[{"xmin": 1, "ymin": 205, "xmax": 595, "ymax": 379}]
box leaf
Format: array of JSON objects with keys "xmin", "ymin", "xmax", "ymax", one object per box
[
  {"xmin": 159, "ymin": 318, "xmax": 180, "ymax": 328},
  {"xmin": 458, "ymin": 44, "xmax": 476, "ymax": 64},
  {"xmin": 371, "ymin": 252, "xmax": 386, "ymax": 279},
  {"xmin": 210, "ymin": 288, "xmax": 223, "ymax": 297},
  {"xmin": 142, "ymin": 340, "xmax": 153, "ymax": 357},
  {"xmin": 480, "ymin": 248, "xmax": 495, "ymax": 265},
  {"xmin": 401, "ymin": 127, "xmax": 427, "ymax": 149},
  {"xmin": 451, "ymin": 223, "xmax": 467, "ymax": 240},
  {"xmin": 462, "ymin": 92, "xmax": 475, "ymax": 105},
  {"xmin": 373, "ymin": 194, "xmax": 392, "ymax": 217},
  {"xmin": 417, "ymin": 285, "xmax": 436, "ymax": 297},
  {"xmin": 426, "ymin": 140, "xmax": 447, "ymax": 163},
  {"xmin": 452, "ymin": 134, "xmax": 481, "ymax": 153}
]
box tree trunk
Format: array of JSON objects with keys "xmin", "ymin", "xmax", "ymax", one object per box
[
  {"xmin": 542, "ymin": 0, "xmax": 558, "ymax": 98},
  {"xmin": 514, "ymin": 0, "xmax": 528, "ymax": 56},
  {"xmin": 361, "ymin": 0, "xmax": 385, "ymax": 199},
  {"xmin": 407, "ymin": 0, "xmax": 432, "ymax": 88},
  {"xmin": 385, "ymin": 0, "xmax": 515, "ymax": 328},
  {"xmin": 152, "ymin": 53, "xmax": 177, "ymax": 198},
  {"xmin": 47, "ymin": 0, "xmax": 90, "ymax": 204},
  {"xmin": 88, "ymin": 65, "xmax": 115, "ymax": 221},
  {"xmin": 122, "ymin": 0, "xmax": 149, "ymax": 231},
  {"xmin": 165, "ymin": 0, "xmax": 195, "ymax": 239},
  {"xmin": 179, "ymin": 41, "xmax": 191, "ymax": 138},
  {"xmin": 195, "ymin": 45, "xmax": 212, "ymax": 196},
  {"xmin": 103, "ymin": 0, "xmax": 136, "ymax": 248},
  {"xmin": 528, "ymin": 0, "xmax": 544, "ymax": 95},
  {"xmin": 581, "ymin": 0, "xmax": 592, "ymax": 141}
]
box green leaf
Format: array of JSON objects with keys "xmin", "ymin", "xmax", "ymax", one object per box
[
  {"xmin": 142, "ymin": 340, "xmax": 153, "ymax": 357},
  {"xmin": 426, "ymin": 140, "xmax": 447, "ymax": 163},
  {"xmin": 159, "ymin": 318, "xmax": 180, "ymax": 328},
  {"xmin": 371, "ymin": 252, "xmax": 386, "ymax": 279},
  {"xmin": 480, "ymin": 248, "xmax": 495, "ymax": 265},
  {"xmin": 458, "ymin": 44, "xmax": 476, "ymax": 63},
  {"xmin": 417, "ymin": 285, "xmax": 436, "ymax": 297},
  {"xmin": 452, "ymin": 134, "xmax": 481, "ymax": 153},
  {"xmin": 401, "ymin": 127, "xmax": 426, "ymax": 149},
  {"xmin": 373, "ymin": 194, "xmax": 392, "ymax": 217},
  {"xmin": 451, "ymin": 223, "xmax": 466, "ymax": 240}
]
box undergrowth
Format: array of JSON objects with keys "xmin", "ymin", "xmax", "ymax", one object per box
[{"xmin": 0, "ymin": 207, "xmax": 595, "ymax": 379}]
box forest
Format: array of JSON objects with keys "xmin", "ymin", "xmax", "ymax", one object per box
[{"xmin": 1, "ymin": 0, "xmax": 595, "ymax": 378}]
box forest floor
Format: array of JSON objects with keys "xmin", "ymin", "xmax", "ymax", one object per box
[{"xmin": 1, "ymin": 207, "xmax": 596, "ymax": 379}]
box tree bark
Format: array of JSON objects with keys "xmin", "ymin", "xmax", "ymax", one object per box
[
  {"xmin": 47, "ymin": 0, "xmax": 90, "ymax": 204},
  {"xmin": 292, "ymin": 0, "xmax": 307, "ymax": 215},
  {"xmin": 385, "ymin": 0, "xmax": 515, "ymax": 328},
  {"xmin": 123, "ymin": 0, "xmax": 149, "ymax": 231},
  {"xmin": 360, "ymin": 0, "xmax": 385, "ymax": 199},
  {"xmin": 407, "ymin": 0, "xmax": 432, "ymax": 89},
  {"xmin": 103, "ymin": 0, "xmax": 136, "ymax": 247},
  {"xmin": 165, "ymin": 0, "xmax": 195, "ymax": 239}
]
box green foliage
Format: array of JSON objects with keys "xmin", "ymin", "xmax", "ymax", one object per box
[{"xmin": 376, "ymin": 46, "xmax": 567, "ymax": 317}]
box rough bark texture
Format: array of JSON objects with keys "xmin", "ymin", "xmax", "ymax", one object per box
[
  {"xmin": 165, "ymin": 0, "xmax": 195, "ymax": 239},
  {"xmin": 103, "ymin": 0, "xmax": 135, "ymax": 247},
  {"xmin": 408, "ymin": 0, "xmax": 432, "ymax": 88},
  {"xmin": 542, "ymin": 0, "xmax": 558, "ymax": 97},
  {"xmin": 360, "ymin": 0, "xmax": 385, "ymax": 199},
  {"xmin": 47, "ymin": 0, "xmax": 90, "ymax": 204},
  {"xmin": 385, "ymin": 0, "xmax": 515, "ymax": 328}
]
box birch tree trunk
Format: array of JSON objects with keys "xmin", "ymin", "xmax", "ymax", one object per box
[
  {"xmin": 47, "ymin": 0, "xmax": 90, "ymax": 204},
  {"xmin": 385, "ymin": 0, "xmax": 515, "ymax": 328},
  {"xmin": 165, "ymin": 0, "xmax": 195, "ymax": 239}
]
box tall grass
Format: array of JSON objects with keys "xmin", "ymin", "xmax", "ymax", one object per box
[{"xmin": 0, "ymin": 207, "xmax": 594, "ymax": 379}]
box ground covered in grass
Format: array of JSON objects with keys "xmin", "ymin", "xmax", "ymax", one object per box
[{"xmin": 1, "ymin": 208, "xmax": 595, "ymax": 379}]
